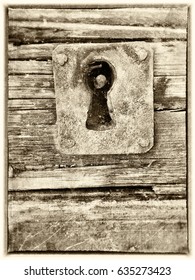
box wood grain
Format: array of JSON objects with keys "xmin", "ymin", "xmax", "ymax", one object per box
[
  {"xmin": 8, "ymin": 99, "xmax": 56, "ymax": 110},
  {"xmin": 8, "ymin": 7, "xmax": 187, "ymax": 44},
  {"xmin": 8, "ymin": 41, "xmax": 186, "ymax": 63},
  {"xmin": 8, "ymin": 190, "xmax": 187, "ymax": 252},
  {"xmin": 8, "ymin": 41, "xmax": 186, "ymax": 110},
  {"xmin": 8, "ymin": 75, "xmax": 186, "ymax": 110},
  {"xmin": 154, "ymin": 76, "xmax": 186, "ymax": 110},
  {"xmin": 8, "ymin": 41, "xmax": 186, "ymax": 76},
  {"xmin": 8, "ymin": 110, "xmax": 56, "ymax": 125},
  {"xmin": 9, "ymin": 25, "xmax": 186, "ymax": 45},
  {"xmin": 8, "ymin": 159, "xmax": 186, "ymax": 190},
  {"xmin": 8, "ymin": 111, "xmax": 186, "ymax": 189},
  {"xmin": 7, "ymin": 7, "xmax": 188, "ymax": 254},
  {"xmin": 8, "ymin": 7, "xmax": 188, "ymax": 28}
]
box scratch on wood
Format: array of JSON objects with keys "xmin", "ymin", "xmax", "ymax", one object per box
[
  {"xmin": 32, "ymin": 223, "xmax": 64, "ymax": 251},
  {"xmin": 65, "ymin": 238, "xmax": 90, "ymax": 251},
  {"xmin": 147, "ymin": 160, "xmax": 157, "ymax": 168},
  {"xmin": 141, "ymin": 224, "xmax": 165, "ymax": 249},
  {"xmin": 19, "ymin": 222, "xmax": 59, "ymax": 250}
]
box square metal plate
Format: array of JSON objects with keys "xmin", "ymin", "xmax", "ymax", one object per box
[{"xmin": 52, "ymin": 42, "xmax": 154, "ymax": 154}]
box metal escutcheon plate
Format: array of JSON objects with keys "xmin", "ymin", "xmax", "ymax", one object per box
[{"xmin": 52, "ymin": 42, "xmax": 154, "ymax": 154}]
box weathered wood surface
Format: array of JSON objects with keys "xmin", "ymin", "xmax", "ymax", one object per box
[
  {"xmin": 8, "ymin": 190, "xmax": 187, "ymax": 252},
  {"xmin": 8, "ymin": 74, "xmax": 185, "ymax": 99},
  {"xmin": 8, "ymin": 7, "xmax": 187, "ymax": 43},
  {"xmin": 8, "ymin": 7, "xmax": 188, "ymax": 28},
  {"xmin": 8, "ymin": 24, "xmax": 186, "ymax": 43},
  {"xmin": 8, "ymin": 41, "xmax": 186, "ymax": 111},
  {"xmin": 7, "ymin": 6, "xmax": 188, "ymax": 254},
  {"xmin": 8, "ymin": 41, "xmax": 186, "ymax": 67},
  {"xmin": 9, "ymin": 159, "xmax": 186, "ymax": 190},
  {"xmin": 8, "ymin": 111, "xmax": 186, "ymax": 189},
  {"xmin": 8, "ymin": 41, "xmax": 186, "ymax": 76},
  {"xmin": 8, "ymin": 57, "xmax": 186, "ymax": 76},
  {"xmin": 8, "ymin": 76, "xmax": 186, "ymax": 111},
  {"xmin": 8, "ymin": 111, "xmax": 186, "ymax": 160},
  {"xmin": 8, "ymin": 109, "xmax": 56, "ymax": 125},
  {"xmin": 8, "ymin": 99, "xmax": 55, "ymax": 110}
]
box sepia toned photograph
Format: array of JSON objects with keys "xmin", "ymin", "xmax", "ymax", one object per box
[{"xmin": 7, "ymin": 4, "xmax": 189, "ymax": 253}]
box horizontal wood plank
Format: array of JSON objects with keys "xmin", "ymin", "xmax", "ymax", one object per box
[
  {"xmin": 8, "ymin": 42, "xmax": 186, "ymax": 64},
  {"xmin": 8, "ymin": 7, "xmax": 188, "ymax": 28},
  {"xmin": 8, "ymin": 42, "xmax": 187, "ymax": 76},
  {"xmin": 154, "ymin": 76, "xmax": 186, "ymax": 110},
  {"xmin": 8, "ymin": 110, "xmax": 56, "ymax": 125},
  {"xmin": 8, "ymin": 25, "xmax": 186, "ymax": 45},
  {"xmin": 8, "ymin": 99, "xmax": 56, "ymax": 110},
  {"xmin": 8, "ymin": 191, "xmax": 187, "ymax": 252},
  {"xmin": 8, "ymin": 159, "xmax": 186, "ymax": 190},
  {"xmin": 8, "ymin": 6, "xmax": 188, "ymax": 44},
  {"xmin": 8, "ymin": 111, "xmax": 186, "ymax": 187},
  {"xmin": 8, "ymin": 111, "xmax": 186, "ymax": 158}
]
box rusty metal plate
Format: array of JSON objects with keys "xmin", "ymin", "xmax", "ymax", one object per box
[{"xmin": 52, "ymin": 42, "xmax": 154, "ymax": 154}]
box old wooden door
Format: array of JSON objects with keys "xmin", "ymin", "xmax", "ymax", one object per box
[{"xmin": 8, "ymin": 5, "xmax": 188, "ymax": 253}]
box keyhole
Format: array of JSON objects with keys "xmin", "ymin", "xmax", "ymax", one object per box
[{"xmin": 85, "ymin": 60, "xmax": 115, "ymax": 131}]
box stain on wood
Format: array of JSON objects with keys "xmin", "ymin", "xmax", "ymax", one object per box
[{"xmin": 7, "ymin": 5, "xmax": 188, "ymax": 253}]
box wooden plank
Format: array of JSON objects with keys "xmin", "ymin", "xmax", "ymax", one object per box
[
  {"xmin": 8, "ymin": 42, "xmax": 186, "ymax": 73},
  {"xmin": 9, "ymin": 73, "xmax": 184, "ymax": 96},
  {"xmin": 8, "ymin": 111, "xmax": 186, "ymax": 157},
  {"xmin": 8, "ymin": 24, "xmax": 186, "ymax": 44},
  {"xmin": 8, "ymin": 110, "xmax": 56, "ymax": 125},
  {"xmin": 8, "ymin": 159, "xmax": 186, "ymax": 190},
  {"xmin": 154, "ymin": 76, "xmax": 186, "ymax": 110},
  {"xmin": 8, "ymin": 75, "xmax": 186, "ymax": 110},
  {"xmin": 9, "ymin": 60, "xmax": 52, "ymax": 75},
  {"xmin": 8, "ymin": 42, "xmax": 187, "ymax": 76},
  {"xmin": 153, "ymin": 184, "xmax": 186, "ymax": 198},
  {"xmin": 9, "ymin": 41, "xmax": 186, "ymax": 61},
  {"xmin": 8, "ymin": 111, "xmax": 186, "ymax": 187},
  {"xmin": 8, "ymin": 88, "xmax": 55, "ymax": 99},
  {"xmin": 8, "ymin": 99, "xmax": 56, "ymax": 110},
  {"xmin": 8, "ymin": 7, "xmax": 188, "ymax": 28},
  {"xmin": 8, "ymin": 191, "xmax": 187, "ymax": 252},
  {"xmin": 153, "ymin": 42, "xmax": 186, "ymax": 76},
  {"xmin": 8, "ymin": 43, "xmax": 55, "ymax": 60},
  {"xmin": 8, "ymin": 74, "xmax": 54, "ymax": 90},
  {"xmin": 8, "ymin": 58, "xmax": 186, "ymax": 77}
]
